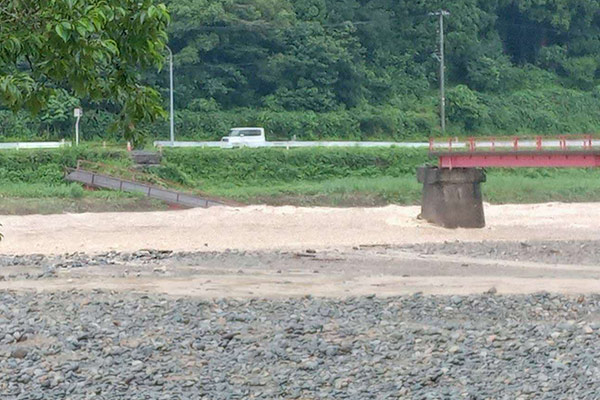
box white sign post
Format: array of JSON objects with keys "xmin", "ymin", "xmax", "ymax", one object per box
[{"xmin": 74, "ymin": 108, "xmax": 83, "ymax": 146}]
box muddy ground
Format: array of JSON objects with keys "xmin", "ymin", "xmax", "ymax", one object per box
[
  {"xmin": 0, "ymin": 203, "xmax": 598, "ymax": 297},
  {"xmin": 0, "ymin": 239, "xmax": 599, "ymax": 298}
]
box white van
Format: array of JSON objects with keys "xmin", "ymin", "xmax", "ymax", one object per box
[{"xmin": 221, "ymin": 127, "xmax": 266, "ymax": 147}]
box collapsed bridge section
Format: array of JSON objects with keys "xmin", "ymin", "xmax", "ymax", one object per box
[
  {"xmin": 65, "ymin": 161, "xmax": 223, "ymax": 209},
  {"xmin": 420, "ymin": 135, "xmax": 599, "ymax": 229}
]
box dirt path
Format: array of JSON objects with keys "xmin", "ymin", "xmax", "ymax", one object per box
[
  {"xmin": 1, "ymin": 203, "xmax": 599, "ymax": 255},
  {"xmin": 1, "ymin": 243, "xmax": 599, "ymax": 297},
  {"xmin": 3, "ymin": 274, "xmax": 599, "ymax": 297}
]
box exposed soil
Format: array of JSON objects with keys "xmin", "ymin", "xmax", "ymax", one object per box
[
  {"xmin": 0, "ymin": 197, "xmax": 168, "ymax": 215},
  {"xmin": 0, "ymin": 242, "xmax": 599, "ymax": 298}
]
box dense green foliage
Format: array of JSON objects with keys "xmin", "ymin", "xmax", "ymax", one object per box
[
  {"xmin": 0, "ymin": 147, "xmax": 130, "ymax": 184},
  {"xmin": 0, "ymin": 0, "xmax": 170, "ymax": 142},
  {"xmin": 0, "ymin": 148, "xmax": 599, "ymax": 207},
  {"xmin": 0, "ymin": 147, "xmax": 429, "ymax": 187},
  {"xmin": 157, "ymin": 147, "xmax": 429, "ymax": 183},
  {"xmin": 5, "ymin": 0, "xmax": 600, "ymax": 141}
]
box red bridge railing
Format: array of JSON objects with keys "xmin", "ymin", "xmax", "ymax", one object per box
[
  {"xmin": 429, "ymin": 135, "xmax": 600, "ymax": 168},
  {"xmin": 429, "ymin": 135, "xmax": 596, "ymax": 153}
]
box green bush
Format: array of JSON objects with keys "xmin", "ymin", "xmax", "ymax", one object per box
[
  {"xmin": 156, "ymin": 147, "xmax": 430, "ymax": 185},
  {"xmin": 69, "ymin": 184, "xmax": 85, "ymax": 198},
  {"xmin": 0, "ymin": 147, "xmax": 131, "ymax": 185},
  {"xmin": 563, "ymin": 57, "xmax": 598, "ymax": 89},
  {"xmin": 479, "ymin": 87, "xmax": 600, "ymax": 135},
  {"xmin": 447, "ymin": 85, "xmax": 488, "ymax": 131},
  {"xmin": 3, "ymin": 85, "xmax": 600, "ymax": 142},
  {"xmin": 168, "ymin": 107, "xmax": 435, "ymax": 141}
]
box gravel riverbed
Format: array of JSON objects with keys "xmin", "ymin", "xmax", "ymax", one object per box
[
  {"xmin": 1, "ymin": 291, "xmax": 600, "ymax": 399},
  {"xmin": 2, "ymin": 239, "xmax": 600, "ymax": 275},
  {"xmin": 400, "ymin": 240, "xmax": 600, "ymax": 266}
]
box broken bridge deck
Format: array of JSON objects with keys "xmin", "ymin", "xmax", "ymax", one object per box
[{"xmin": 65, "ymin": 168, "xmax": 223, "ymax": 208}]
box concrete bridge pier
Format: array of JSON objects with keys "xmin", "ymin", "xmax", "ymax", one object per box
[{"xmin": 417, "ymin": 166, "xmax": 486, "ymax": 229}]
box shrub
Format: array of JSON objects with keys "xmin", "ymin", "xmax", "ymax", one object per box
[
  {"xmin": 157, "ymin": 147, "xmax": 429, "ymax": 185},
  {"xmin": 447, "ymin": 85, "xmax": 488, "ymax": 131},
  {"xmin": 0, "ymin": 147, "xmax": 130, "ymax": 185}
]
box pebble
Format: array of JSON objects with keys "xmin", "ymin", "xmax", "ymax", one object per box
[
  {"xmin": 0, "ymin": 291, "xmax": 598, "ymax": 398},
  {"xmin": 1, "ymin": 242, "xmax": 600, "ymax": 399},
  {"xmin": 401, "ymin": 240, "xmax": 600, "ymax": 266},
  {"xmin": 10, "ymin": 348, "xmax": 28, "ymax": 359}
]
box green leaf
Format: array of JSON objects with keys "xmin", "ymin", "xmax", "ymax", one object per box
[
  {"xmin": 55, "ymin": 23, "xmax": 68, "ymax": 42},
  {"xmin": 147, "ymin": 5, "xmax": 157, "ymax": 19}
]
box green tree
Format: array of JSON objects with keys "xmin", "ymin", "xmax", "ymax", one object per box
[
  {"xmin": 0, "ymin": 0, "xmax": 170, "ymax": 141},
  {"xmin": 264, "ymin": 22, "xmax": 367, "ymax": 111},
  {"xmin": 39, "ymin": 90, "xmax": 80, "ymax": 138},
  {"xmin": 164, "ymin": 0, "xmax": 296, "ymax": 108},
  {"xmin": 447, "ymin": 85, "xmax": 488, "ymax": 131},
  {"xmin": 0, "ymin": 0, "xmax": 170, "ymax": 240}
]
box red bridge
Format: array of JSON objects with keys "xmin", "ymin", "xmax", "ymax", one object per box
[{"xmin": 430, "ymin": 135, "xmax": 600, "ymax": 168}]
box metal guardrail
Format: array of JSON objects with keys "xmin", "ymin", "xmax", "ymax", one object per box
[
  {"xmin": 65, "ymin": 169, "xmax": 223, "ymax": 208},
  {"xmin": 0, "ymin": 141, "xmax": 71, "ymax": 150},
  {"xmin": 154, "ymin": 140, "xmax": 431, "ymax": 149}
]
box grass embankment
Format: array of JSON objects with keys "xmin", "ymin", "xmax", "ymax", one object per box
[
  {"xmin": 0, "ymin": 147, "xmax": 599, "ymax": 213},
  {"xmin": 0, "ymin": 182, "xmax": 167, "ymax": 214},
  {"xmin": 0, "ymin": 148, "xmax": 167, "ymax": 214},
  {"xmin": 155, "ymin": 148, "xmax": 600, "ymax": 206},
  {"xmin": 199, "ymin": 172, "xmax": 600, "ymax": 206}
]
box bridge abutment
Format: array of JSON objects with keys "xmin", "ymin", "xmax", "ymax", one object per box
[{"xmin": 417, "ymin": 166, "xmax": 486, "ymax": 229}]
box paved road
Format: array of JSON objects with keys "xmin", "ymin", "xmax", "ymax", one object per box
[
  {"xmin": 154, "ymin": 138, "xmax": 596, "ymax": 150},
  {"xmin": 154, "ymin": 140, "xmax": 432, "ymax": 149},
  {"xmin": 0, "ymin": 141, "xmax": 71, "ymax": 150}
]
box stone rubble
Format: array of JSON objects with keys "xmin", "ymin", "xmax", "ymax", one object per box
[{"xmin": 0, "ymin": 291, "xmax": 599, "ymax": 399}]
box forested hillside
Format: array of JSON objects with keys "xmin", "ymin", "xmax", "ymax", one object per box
[{"xmin": 4, "ymin": 0, "xmax": 600, "ymax": 142}]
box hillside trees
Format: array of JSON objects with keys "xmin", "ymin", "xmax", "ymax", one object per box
[
  {"xmin": 5, "ymin": 0, "xmax": 600, "ymax": 140},
  {"xmin": 164, "ymin": 0, "xmax": 370, "ymax": 110}
]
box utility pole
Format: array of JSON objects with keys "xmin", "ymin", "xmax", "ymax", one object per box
[
  {"xmin": 431, "ymin": 10, "xmax": 450, "ymax": 135},
  {"xmin": 166, "ymin": 46, "xmax": 175, "ymax": 144}
]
